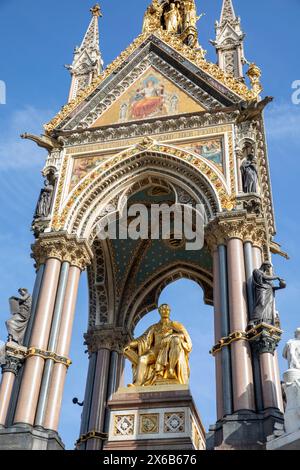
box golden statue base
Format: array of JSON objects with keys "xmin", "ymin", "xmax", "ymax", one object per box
[{"xmin": 104, "ymin": 385, "xmax": 206, "ymax": 451}]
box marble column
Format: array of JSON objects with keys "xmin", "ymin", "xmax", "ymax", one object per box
[
  {"xmin": 42, "ymin": 266, "xmax": 81, "ymax": 432},
  {"xmin": 86, "ymin": 348, "xmax": 110, "ymax": 450},
  {"xmin": 78, "ymin": 352, "xmax": 97, "ymax": 443},
  {"xmin": 213, "ymin": 249, "xmax": 224, "ymax": 420},
  {"xmin": 14, "ymin": 258, "xmax": 61, "ymax": 426},
  {"xmin": 218, "ymin": 245, "xmax": 233, "ymax": 417},
  {"xmin": 5, "ymin": 264, "xmax": 45, "ymax": 427},
  {"xmin": 34, "ymin": 262, "xmax": 70, "ymax": 428},
  {"xmin": 0, "ymin": 372, "xmax": 15, "ymax": 426},
  {"xmin": 227, "ymin": 238, "xmax": 255, "ymax": 412}
]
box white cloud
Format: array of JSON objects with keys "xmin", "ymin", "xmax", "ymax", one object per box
[
  {"xmin": 265, "ymin": 101, "xmax": 300, "ymax": 142},
  {"xmin": 0, "ymin": 106, "xmax": 54, "ymax": 170}
]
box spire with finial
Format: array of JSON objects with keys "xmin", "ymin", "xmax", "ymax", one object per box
[
  {"xmin": 211, "ymin": 0, "xmax": 245, "ymax": 79},
  {"xmin": 220, "ymin": 0, "xmax": 236, "ymax": 25},
  {"xmin": 67, "ymin": 4, "xmax": 104, "ymax": 102}
]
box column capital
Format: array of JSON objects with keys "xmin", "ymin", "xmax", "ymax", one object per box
[
  {"xmin": 1, "ymin": 342, "xmax": 27, "ymax": 376},
  {"xmin": 31, "ymin": 232, "xmax": 93, "ymax": 271},
  {"xmin": 205, "ymin": 211, "xmax": 268, "ymax": 252},
  {"xmin": 84, "ymin": 326, "xmax": 131, "ymax": 355}
]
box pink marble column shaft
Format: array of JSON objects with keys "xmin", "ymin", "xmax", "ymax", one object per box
[
  {"xmin": 260, "ymin": 353, "xmax": 280, "ymax": 409},
  {"xmin": 0, "ymin": 372, "xmax": 16, "ymax": 426},
  {"xmin": 14, "ymin": 258, "xmax": 61, "ymax": 425},
  {"xmin": 252, "ymin": 246, "xmax": 263, "ymax": 270},
  {"xmin": 213, "ymin": 249, "xmax": 224, "ymax": 420},
  {"xmin": 43, "ymin": 266, "xmax": 81, "ymax": 431},
  {"xmin": 227, "ymin": 238, "xmax": 255, "ymax": 412}
]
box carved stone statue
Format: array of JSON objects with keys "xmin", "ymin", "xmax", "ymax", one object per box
[
  {"xmin": 124, "ymin": 304, "xmax": 192, "ymax": 387},
  {"xmin": 164, "ymin": 3, "xmax": 181, "ymax": 34},
  {"xmin": 35, "ymin": 177, "xmax": 54, "ymax": 219},
  {"xmin": 281, "ymin": 330, "xmax": 300, "ymax": 436},
  {"xmin": 241, "ymin": 153, "xmax": 259, "ymax": 194},
  {"xmin": 283, "ymin": 329, "xmax": 300, "ymax": 370},
  {"xmin": 6, "ymin": 289, "xmax": 32, "ymax": 345},
  {"xmin": 251, "ymin": 262, "xmax": 286, "ymax": 326}
]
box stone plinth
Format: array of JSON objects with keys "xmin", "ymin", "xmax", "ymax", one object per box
[
  {"xmin": 267, "ymin": 369, "xmax": 300, "ymax": 450},
  {"xmin": 0, "ymin": 424, "xmax": 64, "ymax": 450},
  {"xmin": 104, "ymin": 385, "xmax": 206, "ymax": 451},
  {"xmin": 267, "ymin": 429, "xmax": 300, "ymax": 450}
]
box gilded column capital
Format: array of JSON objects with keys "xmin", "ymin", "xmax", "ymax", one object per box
[
  {"xmin": 205, "ymin": 211, "xmax": 268, "ymax": 252},
  {"xmin": 31, "ymin": 232, "xmax": 93, "ymax": 271},
  {"xmin": 84, "ymin": 326, "xmax": 131, "ymax": 355}
]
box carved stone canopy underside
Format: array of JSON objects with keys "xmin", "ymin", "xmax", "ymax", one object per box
[{"xmin": 87, "ymin": 182, "xmax": 214, "ymax": 331}]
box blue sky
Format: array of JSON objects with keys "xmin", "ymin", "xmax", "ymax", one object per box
[{"xmin": 0, "ymin": 0, "xmax": 299, "ymax": 450}]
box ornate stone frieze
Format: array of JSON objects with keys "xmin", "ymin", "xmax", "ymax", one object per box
[
  {"xmin": 205, "ymin": 211, "xmax": 269, "ymax": 251},
  {"xmin": 31, "ymin": 232, "xmax": 93, "ymax": 270},
  {"xmin": 57, "ymin": 110, "xmax": 239, "ymax": 148},
  {"xmin": 84, "ymin": 326, "xmax": 131, "ymax": 354}
]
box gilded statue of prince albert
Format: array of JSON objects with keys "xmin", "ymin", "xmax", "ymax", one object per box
[{"xmin": 124, "ymin": 304, "xmax": 192, "ymax": 387}]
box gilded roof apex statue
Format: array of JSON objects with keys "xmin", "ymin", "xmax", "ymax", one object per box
[
  {"xmin": 124, "ymin": 304, "xmax": 192, "ymax": 387},
  {"xmin": 143, "ymin": 0, "xmax": 204, "ymax": 49},
  {"xmin": 90, "ymin": 3, "xmax": 102, "ymax": 18}
]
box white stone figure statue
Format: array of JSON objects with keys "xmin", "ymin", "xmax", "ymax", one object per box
[
  {"xmin": 282, "ymin": 329, "xmax": 300, "ymax": 435},
  {"xmin": 283, "ymin": 328, "xmax": 300, "ymax": 370}
]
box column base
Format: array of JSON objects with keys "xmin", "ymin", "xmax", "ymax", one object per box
[
  {"xmin": 207, "ymin": 409, "xmax": 284, "ymax": 450},
  {"xmin": 0, "ymin": 424, "xmax": 65, "ymax": 450}
]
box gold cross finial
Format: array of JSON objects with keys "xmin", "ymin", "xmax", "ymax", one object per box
[{"xmin": 90, "ymin": 4, "xmax": 102, "ymax": 17}]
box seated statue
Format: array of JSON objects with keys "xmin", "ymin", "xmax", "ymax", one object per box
[
  {"xmin": 6, "ymin": 288, "xmax": 32, "ymax": 345},
  {"xmin": 124, "ymin": 304, "xmax": 192, "ymax": 387}
]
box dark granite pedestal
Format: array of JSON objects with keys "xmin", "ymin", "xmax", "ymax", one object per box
[
  {"xmin": 207, "ymin": 409, "xmax": 284, "ymax": 450},
  {"xmin": 0, "ymin": 424, "xmax": 64, "ymax": 450}
]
